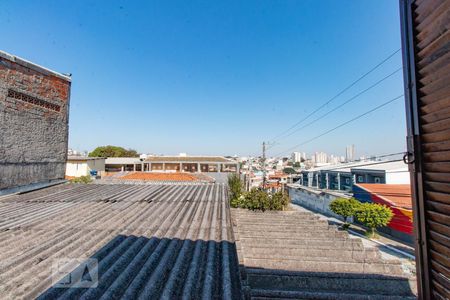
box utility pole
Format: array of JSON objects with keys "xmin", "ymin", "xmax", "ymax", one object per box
[{"xmin": 262, "ymin": 142, "xmax": 266, "ymax": 190}]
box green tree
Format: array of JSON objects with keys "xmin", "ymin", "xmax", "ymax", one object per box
[
  {"xmin": 355, "ymin": 203, "xmax": 394, "ymax": 238},
  {"xmin": 88, "ymin": 145, "xmax": 139, "ymax": 157},
  {"xmin": 283, "ymin": 167, "xmax": 296, "ymax": 174},
  {"xmin": 329, "ymin": 197, "xmax": 361, "ymax": 229},
  {"xmin": 293, "ymin": 162, "xmax": 301, "ymax": 168},
  {"xmin": 228, "ymin": 173, "xmax": 243, "ymax": 207}
]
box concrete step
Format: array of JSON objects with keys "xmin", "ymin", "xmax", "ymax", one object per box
[
  {"xmin": 243, "ymin": 258, "xmax": 405, "ymax": 276},
  {"xmin": 250, "ymin": 288, "xmax": 417, "ymax": 300},
  {"xmin": 234, "ymin": 215, "xmax": 320, "ymax": 221},
  {"xmin": 234, "ymin": 214, "xmax": 319, "ymax": 220},
  {"xmin": 234, "ymin": 219, "xmax": 326, "ymax": 226},
  {"xmin": 235, "ymin": 220, "xmax": 323, "ymax": 226},
  {"xmin": 246, "ymin": 269, "xmax": 416, "ymax": 298},
  {"xmin": 242, "ymin": 248, "xmax": 381, "ymax": 262},
  {"xmin": 237, "ymin": 230, "xmax": 349, "ymax": 239},
  {"xmin": 234, "ymin": 210, "xmax": 314, "ymax": 216},
  {"xmin": 237, "ymin": 224, "xmax": 335, "ymax": 233},
  {"xmin": 239, "ymin": 238, "xmax": 364, "ymax": 250}
]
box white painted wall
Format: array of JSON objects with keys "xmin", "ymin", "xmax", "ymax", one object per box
[
  {"xmin": 386, "ymin": 170, "xmax": 410, "ymax": 184},
  {"xmin": 66, "ymin": 162, "xmax": 89, "ymax": 177},
  {"xmin": 66, "ymin": 159, "xmax": 105, "ymax": 178}
]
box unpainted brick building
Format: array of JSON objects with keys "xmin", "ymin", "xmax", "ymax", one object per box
[{"xmin": 0, "ymin": 50, "xmax": 71, "ymax": 190}]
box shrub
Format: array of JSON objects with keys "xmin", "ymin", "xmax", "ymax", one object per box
[
  {"xmin": 70, "ymin": 175, "xmax": 92, "ymax": 184},
  {"xmin": 228, "ymin": 174, "xmax": 243, "ymax": 207},
  {"xmin": 329, "ymin": 197, "xmax": 361, "ymax": 229},
  {"xmin": 242, "ymin": 188, "xmax": 270, "ymax": 211},
  {"xmin": 355, "ymin": 203, "xmax": 394, "ymax": 238},
  {"xmin": 233, "ymin": 188, "xmax": 289, "ymax": 211},
  {"xmin": 269, "ymin": 191, "xmax": 290, "ymax": 210}
]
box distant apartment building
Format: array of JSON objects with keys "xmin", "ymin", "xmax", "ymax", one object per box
[
  {"xmin": 291, "ymin": 152, "xmax": 301, "ymax": 163},
  {"xmin": 345, "ymin": 145, "xmax": 355, "ymax": 162},
  {"xmin": 291, "ymin": 152, "xmax": 306, "ymax": 162},
  {"xmin": 314, "ymin": 152, "xmax": 328, "ymax": 164},
  {"xmin": 0, "ymin": 50, "xmax": 71, "ymax": 192}
]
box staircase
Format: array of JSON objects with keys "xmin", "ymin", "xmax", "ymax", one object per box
[{"xmin": 231, "ymin": 209, "xmax": 417, "ymax": 299}]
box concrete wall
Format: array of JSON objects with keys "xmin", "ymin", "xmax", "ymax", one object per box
[
  {"xmin": 66, "ymin": 162, "xmax": 89, "ymax": 178},
  {"xmin": 66, "ymin": 159, "xmax": 105, "ymax": 178},
  {"xmin": 0, "ymin": 51, "xmax": 71, "ymax": 190},
  {"xmin": 386, "ymin": 171, "xmax": 410, "ymax": 184},
  {"xmin": 288, "ymin": 184, "xmax": 351, "ymax": 220}
]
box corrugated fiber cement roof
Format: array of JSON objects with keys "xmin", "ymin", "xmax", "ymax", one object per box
[{"xmin": 0, "ymin": 183, "xmax": 242, "ymax": 299}]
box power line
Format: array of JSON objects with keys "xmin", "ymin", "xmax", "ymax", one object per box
[
  {"xmin": 268, "ymin": 48, "xmax": 402, "ymax": 143},
  {"xmin": 273, "ymin": 94, "xmax": 404, "ymax": 157},
  {"xmin": 268, "ymin": 67, "xmax": 403, "ymax": 147}
]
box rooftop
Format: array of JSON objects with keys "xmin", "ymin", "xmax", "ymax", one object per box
[
  {"xmin": 145, "ymin": 156, "xmax": 234, "ymax": 163},
  {"xmin": 67, "ymin": 156, "xmax": 105, "ymax": 161},
  {"xmin": 105, "ymin": 157, "xmax": 142, "ymax": 164},
  {"xmin": 356, "ymin": 183, "xmax": 412, "ymax": 209},
  {"xmin": 0, "ymin": 183, "xmax": 241, "ymax": 299},
  {"xmin": 0, "ymin": 49, "xmax": 71, "ymax": 82}
]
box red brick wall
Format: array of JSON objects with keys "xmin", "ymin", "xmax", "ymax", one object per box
[{"xmin": 0, "ymin": 53, "xmax": 71, "ymax": 190}]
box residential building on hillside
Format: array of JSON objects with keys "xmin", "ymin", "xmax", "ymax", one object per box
[{"xmin": 0, "ymin": 50, "xmax": 71, "ymax": 193}]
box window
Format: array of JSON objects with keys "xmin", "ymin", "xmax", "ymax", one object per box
[
  {"xmin": 357, "ymin": 175, "xmax": 364, "ymax": 183},
  {"xmin": 345, "ymin": 178, "xmax": 350, "ymax": 184},
  {"xmin": 374, "ymin": 177, "xmax": 381, "ymax": 183}
]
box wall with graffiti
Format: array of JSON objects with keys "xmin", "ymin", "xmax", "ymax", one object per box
[{"xmin": 353, "ymin": 184, "xmax": 413, "ymax": 241}]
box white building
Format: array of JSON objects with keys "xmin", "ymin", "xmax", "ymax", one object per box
[
  {"xmin": 346, "ymin": 145, "xmax": 355, "ymax": 162},
  {"xmin": 351, "ymin": 160, "xmax": 410, "ymax": 184},
  {"xmin": 292, "ymin": 152, "xmax": 302, "ymax": 163},
  {"xmin": 314, "ymin": 152, "xmax": 328, "ymax": 164},
  {"xmin": 66, "ymin": 156, "xmax": 105, "ymax": 178}
]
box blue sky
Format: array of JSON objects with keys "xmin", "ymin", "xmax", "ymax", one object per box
[{"xmin": 1, "ymin": 1, "xmax": 406, "ymax": 157}]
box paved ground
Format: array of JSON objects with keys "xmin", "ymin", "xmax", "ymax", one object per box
[{"xmin": 0, "ymin": 183, "xmax": 242, "ymax": 299}]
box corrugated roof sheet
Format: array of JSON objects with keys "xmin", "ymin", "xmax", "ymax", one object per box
[{"xmin": 0, "ymin": 183, "xmax": 242, "ymax": 299}]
